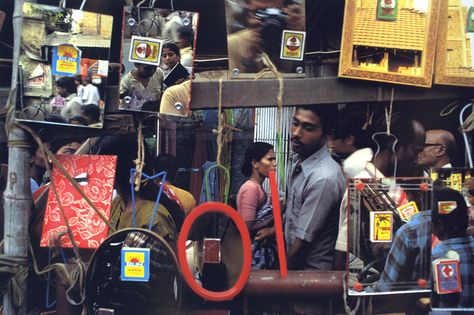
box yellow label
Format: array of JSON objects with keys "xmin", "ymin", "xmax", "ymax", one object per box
[
  {"xmin": 370, "ymin": 211, "xmax": 393, "ymax": 242},
  {"xmin": 123, "ymin": 251, "xmax": 145, "ymax": 278},
  {"xmin": 397, "ymin": 201, "xmax": 419, "ymax": 221}
]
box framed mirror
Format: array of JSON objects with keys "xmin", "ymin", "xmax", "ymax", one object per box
[
  {"xmin": 18, "ymin": 3, "xmax": 113, "ymax": 128},
  {"xmin": 119, "ymin": 7, "xmax": 198, "ymax": 116},
  {"xmin": 339, "ymin": 0, "xmax": 440, "ymax": 88},
  {"xmin": 435, "ymin": 0, "xmax": 474, "ymax": 87},
  {"xmin": 225, "ymin": 0, "xmax": 306, "ymax": 78}
]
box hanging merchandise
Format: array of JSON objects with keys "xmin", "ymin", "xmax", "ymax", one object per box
[
  {"xmin": 18, "ymin": 2, "xmax": 113, "ymax": 128},
  {"xmin": 119, "ymin": 5, "xmax": 199, "ymax": 115},
  {"xmin": 339, "ymin": 0, "xmax": 440, "ymax": 87},
  {"xmin": 40, "ymin": 154, "xmax": 117, "ymax": 249},
  {"xmin": 225, "ymin": 0, "xmax": 307, "ymax": 78},
  {"xmin": 435, "ymin": 1, "xmax": 474, "ymax": 87}
]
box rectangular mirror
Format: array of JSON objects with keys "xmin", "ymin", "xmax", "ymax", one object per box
[
  {"xmin": 18, "ymin": 3, "xmax": 113, "ymax": 128},
  {"xmin": 430, "ymin": 168, "xmax": 474, "ymax": 311},
  {"xmin": 435, "ymin": 0, "xmax": 474, "ymax": 87},
  {"xmin": 339, "ymin": 0, "xmax": 440, "ymax": 88},
  {"xmin": 346, "ymin": 177, "xmax": 432, "ymax": 296},
  {"xmin": 119, "ymin": 7, "xmax": 198, "ymax": 116},
  {"xmin": 225, "ymin": 0, "xmax": 306, "ymax": 78}
]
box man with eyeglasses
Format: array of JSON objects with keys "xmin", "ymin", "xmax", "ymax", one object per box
[{"xmin": 417, "ymin": 129, "xmax": 455, "ymax": 173}]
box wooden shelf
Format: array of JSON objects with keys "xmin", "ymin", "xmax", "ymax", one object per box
[{"xmin": 189, "ymin": 76, "xmax": 474, "ymax": 110}]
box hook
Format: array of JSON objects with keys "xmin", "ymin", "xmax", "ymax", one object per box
[{"xmin": 371, "ymin": 132, "xmax": 398, "ymax": 178}]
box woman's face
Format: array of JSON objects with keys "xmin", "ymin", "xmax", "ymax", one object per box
[
  {"xmin": 254, "ymin": 149, "xmax": 277, "ymax": 177},
  {"xmin": 162, "ymin": 48, "xmax": 180, "ymax": 68}
]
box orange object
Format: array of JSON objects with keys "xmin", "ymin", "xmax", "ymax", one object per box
[
  {"xmin": 419, "ymin": 182, "xmax": 430, "ymax": 191},
  {"xmin": 355, "ymin": 182, "xmax": 365, "ymax": 191},
  {"xmin": 177, "ymin": 202, "xmax": 252, "ymax": 301},
  {"xmin": 353, "ymin": 282, "xmax": 363, "ymax": 292},
  {"xmin": 417, "ymin": 278, "xmax": 427, "ymax": 288},
  {"xmin": 268, "ymin": 170, "xmax": 288, "ymax": 279}
]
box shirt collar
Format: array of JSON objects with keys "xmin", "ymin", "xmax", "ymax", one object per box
[
  {"xmin": 65, "ymin": 93, "xmax": 77, "ymax": 101},
  {"xmin": 296, "ymin": 146, "xmax": 330, "ymax": 175}
]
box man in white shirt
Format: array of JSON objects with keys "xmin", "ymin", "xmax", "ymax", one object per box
[{"xmin": 81, "ymin": 76, "xmax": 101, "ymax": 106}]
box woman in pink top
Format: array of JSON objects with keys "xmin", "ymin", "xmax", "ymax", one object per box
[{"xmin": 237, "ymin": 142, "xmax": 278, "ymax": 269}]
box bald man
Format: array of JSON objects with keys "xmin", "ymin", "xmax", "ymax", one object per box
[{"xmin": 417, "ymin": 129, "xmax": 455, "ymax": 171}]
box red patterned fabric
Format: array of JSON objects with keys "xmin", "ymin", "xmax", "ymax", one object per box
[{"xmin": 40, "ymin": 154, "xmax": 117, "ymax": 248}]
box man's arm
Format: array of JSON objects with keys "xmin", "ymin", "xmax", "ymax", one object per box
[{"xmin": 287, "ymin": 237, "xmax": 311, "ymax": 269}]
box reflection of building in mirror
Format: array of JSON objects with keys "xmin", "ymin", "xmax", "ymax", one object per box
[
  {"xmin": 120, "ymin": 7, "xmax": 197, "ymax": 114},
  {"xmin": 19, "ymin": 3, "xmax": 113, "ymax": 128},
  {"xmin": 445, "ymin": 0, "xmax": 474, "ymax": 77},
  {"xmin": 353, "ymin": 0, "xmax": 427, "ymax": 75},
  {"xmin": 225, "ymin": 0, "xmax": 306, "ymax": 75}
]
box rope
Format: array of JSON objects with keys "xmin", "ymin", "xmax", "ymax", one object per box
[
  {"xmin": 342, "ymin": 272, "xmax": 360, "ymax": 315},
  {"xmin": 134, "ymin": 120, "xmax": 146, "ymax": 191},
  {"xmin": 255, "ymin": 52, "xmax": 285, "ymax": 187},
  {"xmin": 29, "ymin": 242, "xmax": 86, "ymax": 306},
  {"xmin": 0, "ymin": 254, "xmax": 29, "ymax": 308},
  {"xmin": 4, "ymin": 87, "xmax": 16, "ymax": 135}
]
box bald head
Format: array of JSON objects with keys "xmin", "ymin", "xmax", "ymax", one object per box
[{"xmin": 417, "ymin": 129, "xmax": 455, "ymax": 169}]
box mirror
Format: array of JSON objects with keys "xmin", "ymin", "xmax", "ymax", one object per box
[
  {"xmin": 119, "ymin": 7, "xmax": 198, "ymax": 116},
  {"xmin": 430, "ymin": 168, "xmax": 474, "ymax": 311},
  {"xmin": 18, "ymin": 3, "xmax": 113, "ymax": 128},
  {"xmin": 225, "ymin": 0, "xmax": 306, "ymax": 78},
  {"xmin": 338, "ymin": 0, "xmax": 440, "ymax": 87},
  {"xmin": 346, "ymin": 178, "xmax": 432, "ymax": 296},
  {"xmin": 435, "ymin": 0, "xmax": 474, "ymax": 87},
  {"xmin": 86, "ymin": 228, "xmax": 181, "ymax": 314}
]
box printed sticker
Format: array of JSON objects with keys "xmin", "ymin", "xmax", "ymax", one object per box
[
  {"xmin": 121, "ymin": 247, "xmax": 150, "ymax": 282},
  {"xmin": 280, "ymin": 30, "xmax": 305, "ymax": 61},
  {"xmin": 129, "ymin": 36, "xmax": 163, "ymax": 66}
]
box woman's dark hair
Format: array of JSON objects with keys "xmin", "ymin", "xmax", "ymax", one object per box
[
  {"xmin": 177, "ymin": 26, "xmax": 194, "ymax": 46},
  {"xmin": 162, "ymin": 42, "xmax": 180, "ymax": 57},
  {"xmin": 91, "ymin": 135, "xmax": 185, "ymax": 231},
  {"xmin": 56, "ymin": 77, "xmax": 77, "ymax": 94},
  {"xmin": 241, "ymin": 142, "xmax": 273, "ymax": 177}
]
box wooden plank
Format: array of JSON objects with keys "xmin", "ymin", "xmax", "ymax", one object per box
[
  {"xmin": 0, "ymin": 11, "xmax": 5, "ymax": 32},
  {"xmin": 189, "ymin": 77, "xmax": 474, "ymax": 109}
]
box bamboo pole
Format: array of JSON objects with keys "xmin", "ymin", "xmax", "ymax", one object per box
[{"xmin": 3, "ymin": 0, "xmax": 30, "ymax": 314}]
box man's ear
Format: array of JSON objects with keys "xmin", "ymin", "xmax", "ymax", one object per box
[
  {"xmin": 345, "ymin": 135, "xmax": 356, "ymax": 147},
  {"xmin": 437, "ymin": 144, "xmax": 447, "ymax": 157}
]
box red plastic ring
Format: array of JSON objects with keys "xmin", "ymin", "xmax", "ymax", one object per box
[{"xmin": 177, "ymin": 202, "xmax": 252, "ymax": 301}]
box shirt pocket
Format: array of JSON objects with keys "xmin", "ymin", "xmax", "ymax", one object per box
[{"xmin": 292, "ymin": 189, "xmax": 303, "ymax": 214}]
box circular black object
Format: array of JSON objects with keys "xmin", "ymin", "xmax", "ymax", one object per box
[{"xmin": 85, "ymin": 228, "xmax": 181, "ymax": 315}]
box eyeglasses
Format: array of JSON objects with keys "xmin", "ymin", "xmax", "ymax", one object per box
[{"xmin": 424, "ymin": 143, "xmax": 443, "ymax": 147}]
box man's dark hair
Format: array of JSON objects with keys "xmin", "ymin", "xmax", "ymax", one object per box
[
  {"xmin": 433, "ymin": 187, "xmax": 468, "ymax": 237},
  {"xmin": 331, "ymin": 111, "xmax": 370, "ymax": 149},
  {"xmin": 56, "ymin": 77, "xmax": 77, "ymax": 94},
  {"xmin": 296, "ymin": 105, "xmax": 336, "ymax": 136},
  {"xmin": 241, "ymin": 142, "xmax": 273, "ymax": 177},
  {"xmin": 152, "ymin": 154, "xmax": 178, "ymax": 183},
  {"xmin": 69, "ymin": 115, "xmax": 88, "ymax": 126},
  {"xmin": 163, "ymin": 42, "xmax": 180, "ymax": 57},
  {"xmin": 80, "ymin": 104, "xmax": 101, "ymax": 124},
  {"xmin": 368, "ymin": 112, "xmax": 417, "ymax": 153},
  {"xmin": 177, "ymin": 26, "xmax": 194, "ymax": 46}
]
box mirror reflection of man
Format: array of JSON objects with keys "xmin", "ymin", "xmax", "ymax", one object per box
[
  {"xmin": 417, "ymin": 129, "xmax": 455, "ymax": 173},
  {"xmin": 227, "ymin": 0, "xmax": 305, "ymax": 73},
  {"xmin": 120, "ymin": 63, "xmax": 164, "ymax": 110}
]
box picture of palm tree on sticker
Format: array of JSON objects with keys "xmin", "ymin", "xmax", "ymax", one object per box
[{"xmin": 370, "ymin": 211, "xmax": 393, "ymax": 242}]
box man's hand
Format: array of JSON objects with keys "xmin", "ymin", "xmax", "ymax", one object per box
[
  {"xmin": 284, "ymin": 3, "xmax": 305, "ymax": 31},
  {"xmin": 255, "ymin": 226, "xmax": 275, "ymax": 242}
]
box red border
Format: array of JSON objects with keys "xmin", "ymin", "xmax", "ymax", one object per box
[
  {"xmin": 268, "ymin": 170, "xmax": 288, "ymax": 278},
  {"xmin": 177, "ymin": 202, "xmax": 252, "ymax": 301}
]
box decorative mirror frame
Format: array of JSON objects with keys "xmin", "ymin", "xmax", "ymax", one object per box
[
  {"xmin": 339, "ymin": 0, "xmax": 441, "ymax": 88},
  {"xmin": 435, "ymin": 0, "xmax": 474, "ymax": 87}
]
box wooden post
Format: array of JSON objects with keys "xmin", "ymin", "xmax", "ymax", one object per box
[{"xmin": 3, "ymin": 0, "xmax": 30, "ymax": 314}]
